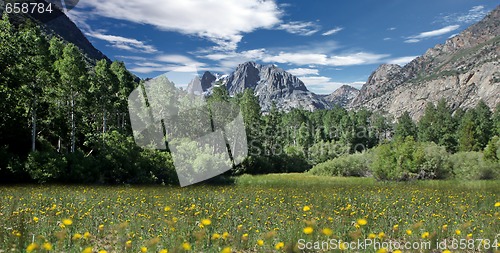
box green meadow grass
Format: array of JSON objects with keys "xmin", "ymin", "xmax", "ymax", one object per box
[{"xmin": 0, "ymin": 175, "xmax": 499, "ymax": 252}]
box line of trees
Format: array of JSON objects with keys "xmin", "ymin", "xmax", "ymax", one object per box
[
  {"xmin": 1, "ymin": 14, "xmax": 176, "ymax": 184},
  {"xmin": 1, "ymin": 13, "xmax": 499, "ymax": 184}
]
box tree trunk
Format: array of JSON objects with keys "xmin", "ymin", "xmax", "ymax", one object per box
[
  {"xmin": 102, "ymin": 107, "xmax": 107, "ymax": 144},
  {"xmin": 31, "ymin": 96, "xmax": 37, "ymax": 152},
  {"xmin": 70, "ymin": 90, "xmax": 75, "ymax": 153},
  {"xmin": 102, "ymin": 108, "xmax": 107, "ymax": 134}
]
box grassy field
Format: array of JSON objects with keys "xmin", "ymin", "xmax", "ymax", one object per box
[{"xmin": 0, "ymin": 174, "xmax": 499, "ymax": 253}]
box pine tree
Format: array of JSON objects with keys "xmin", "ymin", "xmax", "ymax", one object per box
[
  {"xmin": 493, "ymin": 102, "xmax": 500, "ymax": 136},
  {"xmin": 262, "ymin": 102, "xmax": 281, "ymax": 156},
  {"xmin": 457, "ymin": 110, "xmax": 479, "ymax": 152},
  {"xmin": 394, "ymin": 111, "xmax": 417, "ymax": 140},
  {"xmin": 434, "ymin": 99, "xmax": 457, "ymax": 152},
  {"xmin": 418, "ymin": 102, "xmax": 437, "ymax": 143},
  {"xmin": 474, "ymin": 100, "xmax": 493, "ymax": 149},
  {"xmin": 239, "ymin": 89, "xmax": 262, "ymax": 156},
  {"xmin": 297, "ymin": 122, "xmax": 313, "ymax": 156}
]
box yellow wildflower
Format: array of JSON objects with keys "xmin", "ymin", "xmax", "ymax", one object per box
[
  {"xmin": 62, "ymin": 219, "xmax": 73, "ymax": 226},
  {"xmin": 357, "ymin": 219, "xmax": 367, "ymax": 226},
  {"xmin": 182, "ymin": 242, "xmax": 191, "ymax": 251},
  {"xmin": 275, "ymin": 242, "xmax": 284, "ymax": 250},
  {"xmin": 27, "ymin": 243, "xmax": 38, "ymax": 252},
  {"xmin": 303, "ymin": 226, "xmax": 314, "ymax": 235},
  {"xmin": 322, "ymin": 228, "xmax": 333, "ymax": 236},
  {"xmin": 82, "ymin": 247, "xmax": 92, "ymax": 253},
  {"xmin": 72, "ymin": 233, "xmax": 82, "ymax": 240},
  {"xmin": 42, "ymin": 242, "xmax": 53, "ymax": 251},
  {"xmin": 201, "ymin": 219, "xmax": 211, "ymax": 226}
]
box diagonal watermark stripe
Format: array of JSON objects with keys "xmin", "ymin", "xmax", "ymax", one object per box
[{"xmin": 128, "ymin": 67, "xmax": 248, "ymax": 186}]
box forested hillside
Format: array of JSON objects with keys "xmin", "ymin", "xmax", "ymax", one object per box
[{"xmin": 0, "ymin": 14, "xmax": 177, "ymax": 183}]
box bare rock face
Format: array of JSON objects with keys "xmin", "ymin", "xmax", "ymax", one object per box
[
  {"xmin": 323, "ymin": 85, "xmax": 360, "ymax": 107},
  {"xmin": 350, "ymin": 64, "xmax": 401, "ymax": 105},
  {"xmin": 350, "ymin": 6, "xmax": 500, "ymax": 120},
  {"xmin": 186, "ymin": 71, "xmax": 216, "ymax": 94},
  {"xmin": 224, "ymin": 62, "xmax": 331, "ymax": 112}
]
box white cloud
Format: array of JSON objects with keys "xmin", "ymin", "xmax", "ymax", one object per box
[
  {"xmin": 277, "ymin": 21, "xmax": 320, "ymax": 36},
  {"xmin": 415, "ymin": 25, "xmax": 460, "ymax": 38},
  {"xmin": 78, "ymin": 0, "xmax": 282, "ymax": 51},
  {"xmin": 66, "ymin": 10, "xmax": 93, "ymax": 32},
  {"xmin": 127, "ymin": 54, "xmax": 205, "ymax": 74},
  {"xmin": 299, "ymin": 75, "xmax": 364, "ymax": 94},
  {"xmin": 387, "ymin": 56, "xmax": 418, "ymax": 66},
  {"xmin": 262, "ymin": 52, "xmax": 389, "ymax": 66},
  {"xmin": 387, "ymin": 27, "xmax": 396, "ymax": 31},
  {"xmin": 85, "ymin": 32, "xmax": 158, "ymax": 53},
  {"xmin": 156, "ymin": 55, "xmax": 201, "ymax": 65},
  {"xmin": 404, "ymin": 38, "xmax": 420, "ymax": 43},
  {"xmin": 129, "ymin": 65, "xmax": 199, "ymax": 74},
  {"xmin": 197, "ymin": 44, "xmax": 390, "ymax": 74},
  {"xmin": 383, "ymin": 37, "xmax": 391, "ymax": 41},
  {"xmin": 322, "ymin": 27, "xmax": 343, "ymax": 36},
  {"xmin": 287, "ymin": 68, "xmax": 319, "ymax": 76},
  {"xmin": 404, "ymin": 25, "xmax": 460, "ymax": 43},
  {"xmin": 440, "ymin": 5, "xmax": 488, "ymax": 25}
]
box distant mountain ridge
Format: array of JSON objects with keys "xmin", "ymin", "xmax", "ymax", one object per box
[
  {"xmin": 349, "ymin": 5, "xmax": 500, "ymax": 119},
  {"xmin": 188, "ymin": 62, "xmax": 344, "ymax": 112},
  {"xmin": 322, "ymin": 85, "xmax": 360, "ymax": 107}
]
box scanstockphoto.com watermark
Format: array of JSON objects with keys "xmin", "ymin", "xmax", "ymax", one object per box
[
  {"xmin": 298, "ymin": 239, "xmax": 432, "ymax": 252},
  {"xmin": 128, "ymin": 67, "xmax": 248, "ymax": 187},
  {"xmin": 298, "ymin": 236, "xmax": 500, "ymax": 252}
]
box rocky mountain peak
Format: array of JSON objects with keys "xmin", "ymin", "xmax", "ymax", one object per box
[
  {"xmin": 349, "ymin": 6, "xmax": 500, "ymax": 119},
  {"xmin": 200, "ymin": 71, "xmax": 216, "ymax": 90},
  {"xmin": 351, "ymin": 64, "xmax": 402, "ymax": 105},
  {"xmin": 221, "ymin": 61, "xmax": 331, "ymax": 112},
  {"xmin": 323, "ymin": 85, "xmax": 360, "ymax": 107}
]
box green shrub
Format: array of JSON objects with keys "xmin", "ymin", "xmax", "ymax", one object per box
[
  {"xmin": 415, "ymin": 142, "xmax": 452, "ymax": 179},
  {"xmin": 450, "ymin": 152, "xmax": 499, "ymax": 180},
  {"xmin": 63, "ymin": 150, "xmax": 100, "ymax": 184},
  {"xmin": 138, "ymin": 149, "xmax": 177, "ymax": 184},
  {"xmin": 484, "ymin": 136, "xmax": 500, "ymax": 162},
  {"xmin": 309, "ymin": 152, "xmax": 371, "ymax": 177},
  {"xmin": 370, "ymin": 137, "xmax": 452, "ymax": 181},
  {"xmin": 24, "ymin": 151, "xmax": 67, "ymax": 183},
  {"xmin": 370, "ymin": 142, "xmax": 400, "ymax": 180},
  {"xmin": 308, "ymin": 141, "xmax": 350, "ymax": 165}
]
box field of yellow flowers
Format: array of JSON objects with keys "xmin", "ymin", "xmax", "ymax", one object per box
[{"xmin": 0, "ymin": 174, "xmax": 499, "ymax": 253}]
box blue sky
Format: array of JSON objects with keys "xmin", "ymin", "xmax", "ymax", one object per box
[{"xmin": 67, "ymin": 0, "xmax": 497, "ymax": 94}]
